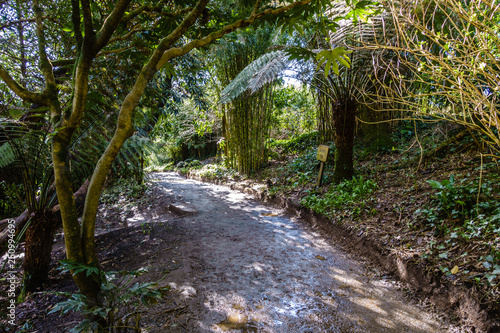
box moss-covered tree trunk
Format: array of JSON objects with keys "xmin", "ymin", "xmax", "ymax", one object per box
[
  {"xmin": 332, "ymin": 99, "xmax": 357, "ymax": 183},
  {"xmin": 52, "ymin": 130, "xmax": 104, "ymax": 303}
]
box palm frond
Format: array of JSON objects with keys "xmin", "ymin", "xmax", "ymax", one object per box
[
  {"xmin": 247, "ymin": 52, "xmax": 290, "ymax": 93},
  {"xmin": 111, "ymin": 134, "xmax": 155, "ymax": 180}
]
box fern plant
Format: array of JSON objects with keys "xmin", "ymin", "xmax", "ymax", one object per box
[{"xmin": 50, "ymin": 260, "xmax": 168, "ymax": 333}]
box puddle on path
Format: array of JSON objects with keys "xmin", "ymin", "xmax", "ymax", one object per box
[{"xmin": 216, "ymin": 313, "xmax": 259, "ymax": 332}]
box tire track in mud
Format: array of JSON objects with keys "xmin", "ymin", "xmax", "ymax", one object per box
[{"xmin": 151, "ymin": 172, "xmax": 456, "ymax": 333}]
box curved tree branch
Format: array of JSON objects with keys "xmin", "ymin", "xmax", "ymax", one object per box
[
  {"xmin": 95, "ymin": 0, "xmax": 133, "ymax": 52},
  {"xmin": 0, "ymin": 65, "xmax": 46, "ymax": 104},
  {"xmin": 81, "ymin": 0, "xmax": 95, "ymax": 46},
  {"xmin": 71, "ymin": 0, "xmax": 82, "ymax": 53},
  {"xmin": 33, "ymin": 0, "xmax": 55, "ymax": 87},
  {"xmin": 52, "ymin": 58, "xmax": 77, "ymax": 66},
  {"xmin": 121, "ymin": 2, "xmax": 191, "ymax": 23},
  {"xmin": 156, "ymin": 0, "xmax": 314, "ymax": 70}
]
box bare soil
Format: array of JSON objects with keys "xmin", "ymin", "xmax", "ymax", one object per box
[{"xmin": 0, "ymin": 172, "xmax": 465, "ymax": 332}]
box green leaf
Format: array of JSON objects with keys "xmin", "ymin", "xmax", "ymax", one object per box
[
  {"xmin": 427, "ymin": 180, "xmax": 443, "ymax": 189},
  {"xmin": 162, "ymin": 62, "xmax": 176, "ymax": 79},
  {"xmin": 485, "ymin": 274, "xmax": 497, "ymax": 283},
  {"xmin": 284, "ymin": 47, "xmax": 315, "ymax": 62},
  {"xmin": 316, "ymin": 47, "xmax": 352, "ymax": 77},
  {"xmin": 0, "ymin": 142, "xmax": 16, "ymax": 168}
]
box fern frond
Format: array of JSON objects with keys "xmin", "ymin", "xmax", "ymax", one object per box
[
  {"xmin": 247, "ymin": 52, "xmax": 290, "ymax": 93},
  {"xmin": 0, "ymin": 143, "xmax": 15, "ymax": 168},
  {"xmin": 219, "ymin": 51, "xmax": 289, "ymax": 104}
]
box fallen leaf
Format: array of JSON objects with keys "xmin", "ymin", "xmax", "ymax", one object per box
[{"xmin": 451, "ymin": 265, "xmax": 459, "ymax": 274}]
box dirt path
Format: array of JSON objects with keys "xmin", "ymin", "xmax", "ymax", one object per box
[{"xmin": 140, "ymin": 172, "xmax": 455, "ymax": 333}]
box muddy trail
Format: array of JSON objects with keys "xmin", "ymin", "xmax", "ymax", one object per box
[
  {"xmin": 9, "ymin": 171, "xmax": 459, "ymax": 333},
  {"xmin": 136, "ymin": 172, "xmax": 454, "ymax": 332}
]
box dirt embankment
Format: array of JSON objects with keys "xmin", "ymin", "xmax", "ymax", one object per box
[{"xmin": 185, "ymin": 170, "xmax": 499, "ymax": 333}]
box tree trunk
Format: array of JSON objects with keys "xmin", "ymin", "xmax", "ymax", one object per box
[
  {"xmin": 52, "ymin": 132, "xmax": 103, "ymax": 304},
  {"xmin": 222, "ymin": 111, "xmax": 228, "ymax": 157},
  {"xmin": 22, "ymin": 211, "xmax": 58, "ymax": 292},
  {"xmin": 332, "ymin": 100, "xmax": 357, "ymax": 183},
  {"xmin": 0, "ymin": 179, "xmax": 89, "ymax": 255}
]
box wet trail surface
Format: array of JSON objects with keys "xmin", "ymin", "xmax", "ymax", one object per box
[{"xmin": 151, "ymin": 172, "xmax": 450, "ymax": 332}]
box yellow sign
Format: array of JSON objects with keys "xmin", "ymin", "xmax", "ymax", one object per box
[{"xmin": 316, "ymin": 145, "xmax": 329, "ymax": 162}]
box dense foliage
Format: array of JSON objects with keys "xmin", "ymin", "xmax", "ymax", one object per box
[{"xmin": 1, "ymin": 0, "xmax": 500, "ymax": 330}]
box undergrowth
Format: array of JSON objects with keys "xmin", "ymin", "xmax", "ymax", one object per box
[
  {"xmin": 268, "ymin": 131, "xmax": 319, "ymax": 155},
  {"xmin": 415, "ymin": 172, "xmax": 500, "ymax": 289},
  {"xmin": 49, "ymin": 261, "xmax": 168, "ymax": 333},
  {"xmin": 98, "ymin": 178, "xmax": 153, "ymax": 224},
  {"xmin": 100, "ymin": 178, "xmax": 150, "ymax": 205},
  {"xmin": 301, "ymin": 176, "xmax": 378, "ymax": 220},
  {"xmin": 0, "ymin": 181, "xmax": 24, "ymax": 220}
]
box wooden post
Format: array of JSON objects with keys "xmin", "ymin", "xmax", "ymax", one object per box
[
  {"xmin": 316, "ymin": 145, "xmax": 329, "ymax": 187},
  {"xmin": 317, "ymin": 161, "xmax": 325, "ymax": 187}
]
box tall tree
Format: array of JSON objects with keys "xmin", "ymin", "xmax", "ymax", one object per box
[{"xmin": 312, "ymin": 3, "xmax": 388, "ymax": 182}]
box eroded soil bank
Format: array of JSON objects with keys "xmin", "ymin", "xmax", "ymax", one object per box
[{"xmin": 2, "ymin": 172, "xmax": 461, "ymax": 332}]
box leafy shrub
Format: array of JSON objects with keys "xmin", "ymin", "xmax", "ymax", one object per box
[
  {"xmin": 269, "ymin": 131, "xmax": 319, "ymax": 155},
  {"xmin": 417, "ymin": 175, "xmax": 500, "ymax": 226},
  {"xmin": 176, "ymin": 161, "xmax": 187, "ymax": 168},
  {"xmin": 50, "ymin": 260, "xmax": 168, "ymax": 333},
  {"xmin": 100, "ymin": 178, "xmax": 148, "ymax": 205},
  {"xmin": 196, "ymin": 163, "xmax": 237, "ymax": 180},
  {"xmin": 188, "ymin": 160, "xmax": 201, "ymax": 168},
  {"xmin": 390, "ymin": 118, "xmax": 436, "ymax": 145},
  {"xmin": 301, "ymin": 176, "xmax": 378, "ymax": 219},
  {"xmin": 288, "ymin": 148, "xmax": 320, "ymax": 173}
]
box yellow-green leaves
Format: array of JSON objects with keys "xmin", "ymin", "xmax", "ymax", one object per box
[
  {"xmin": 316, "ymin": 47, "xmax": 352, "ymax": 77},
  {"xmin": 345, "ymin": 0, "xmax": 382, "ymax": 24}
]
